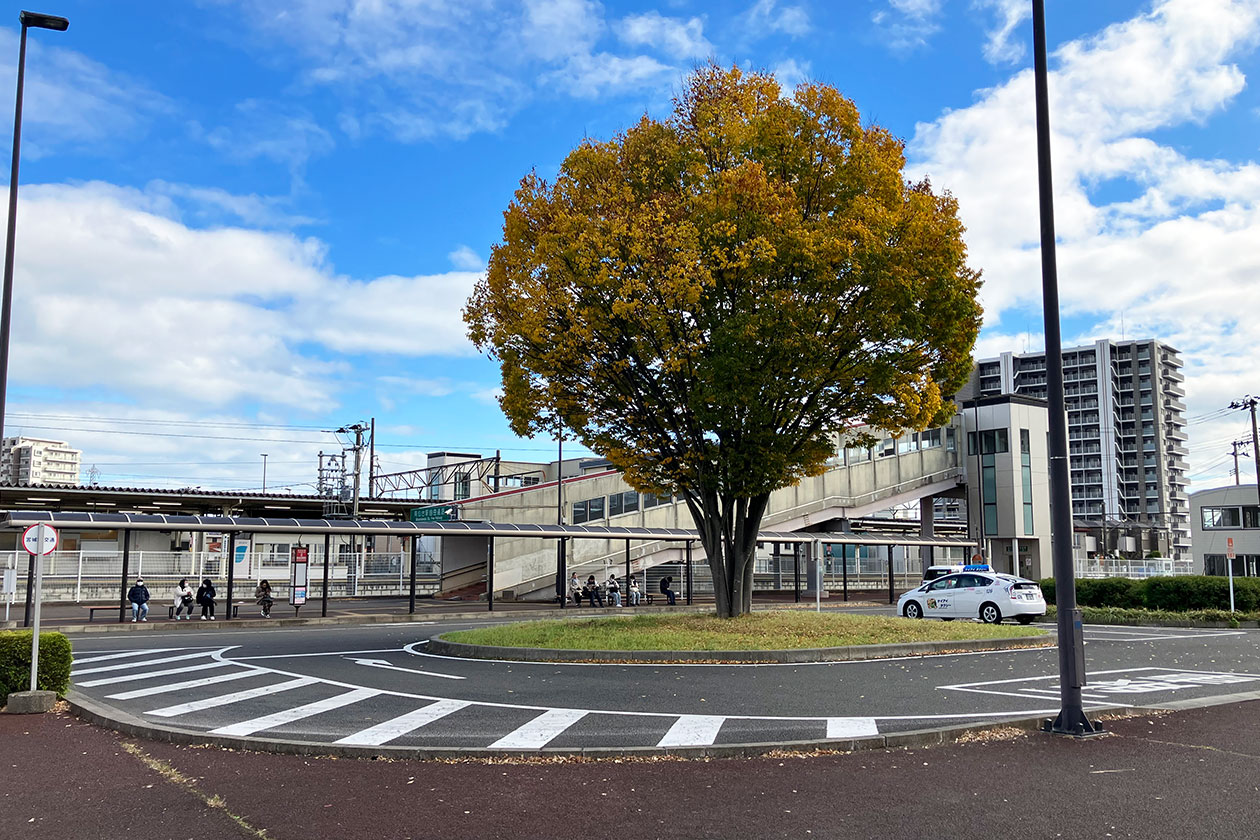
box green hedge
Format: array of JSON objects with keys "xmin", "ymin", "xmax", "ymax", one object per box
[
  {"xmin": 0, "ymin": 630, "xmax": 72, "ymax": 705},
  {"xmin": 1039, "ymin": 575, "xmax": 1260, "ymax": 613}
]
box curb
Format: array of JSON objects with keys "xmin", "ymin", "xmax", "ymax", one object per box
[
  {"xmin": 67, "ymin": 692, "xmax": 1111, "ymax": 762},
  {"xmin": 43, "ymin": 604, "xmax": 717, "ymax": 635},
  {"xmin": 426, "ymin": 633, "xmax": 1056, "ymax": 664}
]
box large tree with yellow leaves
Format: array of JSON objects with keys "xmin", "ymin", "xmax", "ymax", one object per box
[{"xmin": 465, "ymin": 65, "xmax": 982, "ymax": 617}]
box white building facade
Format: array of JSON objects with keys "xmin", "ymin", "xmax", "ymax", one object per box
[
  {"xmin": 1, "ymin": 436, "xmax": 81, "ymax": 485},
  {"xmin": 971, "ymin": 338, "xmax": 1190, "ymax": 560},
  {"xmin": 1190, "ymin": 485, "xmax": 1260, "ymax": 577}
]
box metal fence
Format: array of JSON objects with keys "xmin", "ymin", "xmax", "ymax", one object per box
[
  {"xmin": 1073, "ymin": 557, "xmax": 1194, "ymax": 579},
  {"xmin": 2, "ymin": 549, "xmax": 441, "ymax": 604}
]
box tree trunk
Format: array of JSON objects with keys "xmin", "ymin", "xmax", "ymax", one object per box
[{"xmin": 684, "ymin": 491, "xmax": 771, "ymax": 618}]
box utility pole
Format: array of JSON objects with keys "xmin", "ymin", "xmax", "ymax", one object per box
[
  {"xmin": 368, "ymin": 418, "xmax": 375, "ymax": 499},
  {"xmin": 336, "ymin": 421, "xmax": 369, "ymax": 596},
  {"xmin": 1228, "ymin": 398, "xmax": 1260, "ymax": 495},
  {"xmin": 1231, "ymin": 439, "xmax": 1250, "ymax": 486}
]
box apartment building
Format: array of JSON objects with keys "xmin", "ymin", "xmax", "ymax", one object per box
[
  {"xmin": 970, "ymin": 338, "xmax": 1190, "ymax": 560},
  {"xmin": 1, "ymin": 436, "xmax": 82, "ymax": 485}
]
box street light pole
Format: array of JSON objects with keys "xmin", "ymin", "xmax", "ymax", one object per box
[
  {"xmin": 7, "ymin": 11, "xmax": 67, "ymax": 629},
  {"xmin": 0, "ymin": 11, "xmax": 69, "ymax": 450},
  {"xmin": 1031, "ymin": 0, "xmax": 1099, "ymax": 737}
]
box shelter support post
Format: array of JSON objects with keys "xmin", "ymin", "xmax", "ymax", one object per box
[
  {"xmin": 793, "ymin": 543, "xmax": 801, "ymax": 603},
  {"xmin": 887, "ymin": 545, "xmax": 895, "ymax": 605},
  {"xmin": 226, "ymin": 532, "xmax": 237, "ymax": 619},
  {"xmin": 409, "ymin": 535, "xmax": 417, "ymax": 614},
  {"xmin": 322, "ymin": 533, "xmax": 330, "ymax": 618},
  {"xmin": 685, "ymin": 541, "xmax": 693, "ymax": 605},
  {"xmin": 486, "ymin": 537, "xmax": 494, "ymax": 612},
  {"xmin": 118, "ymin": 529, "xmax": 131, "ymax": 624}
]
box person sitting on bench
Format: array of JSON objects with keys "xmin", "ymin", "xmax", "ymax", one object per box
[
  {"xmin": 584, "ymin": 575, "xmax": 604, "ymax": 607},
  {"xmin": 659, "ymin": 575, "xmax": 676, "ymax": 605}
]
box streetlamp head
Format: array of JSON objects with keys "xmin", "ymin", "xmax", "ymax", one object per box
[{"xmin": 19, "ymin": 11, "xmax": 69, "ymax": 31}]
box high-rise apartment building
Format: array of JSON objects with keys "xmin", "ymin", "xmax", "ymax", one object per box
[
  {"xmin": 970, "ymin": 339, "xmax": 1190, "ymax": 560},
  {"xmin": 1, "ymin": 436, "xmax": 82, "ymax": 485}
]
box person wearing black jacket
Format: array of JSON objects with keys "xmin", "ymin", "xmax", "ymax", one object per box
[
  {"xmin": 127, "ymin": 578, "xmax": 150, "ymax": 622},
  {"xmin": 659, "ymin": 575, "xmax": 676, "ymax": 605},
  {"xmin": 196, "ymin": 578, "xmax": 217, "ymax": 620}
]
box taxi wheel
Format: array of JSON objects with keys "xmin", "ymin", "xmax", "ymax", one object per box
[
  {"xmin": 980, "ymin": 603, "xmax": 1002, "ymax": 624},
  {"xmin": 904, "ymin": 601, "xmax": 923, "ymax": 619}
]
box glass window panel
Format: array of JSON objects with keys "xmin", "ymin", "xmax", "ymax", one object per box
[
  {"xmin": 609, "ymin": 494, "xmax": 623, "ymax": 517},
  {"xmin": 572, "ymin": 501, "xmax": 588, "ymax": 525},
  {"xmin": 622, "ymin": 491, "xmax": 639, "ymax": 513},
  {"xmin": 587, "ymin": 497, "xmax": 605, "ymax": 520}
]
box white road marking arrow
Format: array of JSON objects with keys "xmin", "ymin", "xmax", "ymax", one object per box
[{"xmin": 347, "ymin": 657, "xmax": 466, "ymax": 680}]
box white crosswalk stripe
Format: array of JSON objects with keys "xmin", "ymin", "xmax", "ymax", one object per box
[
  {"xmin": 76, "ymin": 662, "xmax": 231, "ymax": 688},
  {"xmin": 73, "ymin": 651, "xmax": 221, "ymax": 676},
  {"xmin": 657, "ymin": 715, "xmax": 725, "ymax": 747},
  {"xmin": 489, "ymin": 709, "xmax": 588, "ymax": 750},
  {"xmin": 106, "ymin": 669, "xmax": 264, "ymax": 700},
  {"xmin": 73, "ymin": 649, "xmax": 178, "ymax": 666},
  {"xmin": 147, "ymin": 677, "xmax": 319, "ymax": 718},
  {"xmin": 334, "ymin": 699, "xmax": 472, "ymax": 746},
  {"xmin": 209, "ymin": 688, "xmax": 380, "ymax": 737},
  {"xmin": 826, "ymin": 717, "xmax": 879, "ymax": 739}
]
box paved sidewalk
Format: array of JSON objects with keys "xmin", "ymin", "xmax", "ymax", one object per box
[
  {"xmin": 4, "ymin": 700, "xmax": 1258, "ymax": 839},
  {"xmin": 6, "ymin": 591, "xmax": 891, "ymax": 631}
]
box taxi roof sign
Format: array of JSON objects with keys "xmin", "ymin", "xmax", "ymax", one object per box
[{"xmin": 963, "ymin": 563, "xmax": 991, "ymax": 572}]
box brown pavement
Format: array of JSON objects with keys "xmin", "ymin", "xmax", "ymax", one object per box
[{"xmin": 4, "ymin": 700, "xmax": 1259, "ymax": 840}]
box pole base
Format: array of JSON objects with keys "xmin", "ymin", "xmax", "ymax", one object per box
[
  {"xmin": 1042, "ymin": 710, "xmax": 1105, "ymax": 738},
  {"xmin": 4, "ymin": 690, "xmax": 56, "ymax": 714}
]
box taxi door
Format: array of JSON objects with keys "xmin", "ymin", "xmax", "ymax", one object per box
[
  {"xmin": 952, "ymin": 574, "xmax": 990, "ymax": 620},
  {"xmin": 922, "ymin": 576, "xmax": 959, "ymax": 618}
]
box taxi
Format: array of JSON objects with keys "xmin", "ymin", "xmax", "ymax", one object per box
[{"xmin": 897, "ymin": 564, "xmax": 1046, "ymax": 625}]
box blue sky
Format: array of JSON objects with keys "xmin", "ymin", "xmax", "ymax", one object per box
[{"xmin": 3, "ymin": 0, "xmax": 1259, "ymax": 492}]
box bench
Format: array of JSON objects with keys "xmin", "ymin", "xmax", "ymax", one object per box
[{"xmin": 85, "ymin": 604, "xmax": 238, "ymax": 621}]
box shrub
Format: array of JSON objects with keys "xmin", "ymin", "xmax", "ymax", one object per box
[
  {"xmin": 1141, "ymin": 576, "xmax": 1260, "ymax": 612},
  {"xmin": 1075, "ymin": 578, "xmax": 1144, "ymax": 609},
  {"xmin": 1039, "ymin": 578, "xmax": 1055, "ymax": 605},
  {"xmin": 0, "ymin": 631, "xmax": 72, "ymax": 704}
]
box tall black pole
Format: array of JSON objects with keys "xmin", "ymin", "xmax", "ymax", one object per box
[
  {"xmin": 322, "ymin": 532, "xmax": 330, "ymax": 617},
  {"xmin": 486, "ymin": 537, "xmax": 494, "ymax": 612},
  {"xmin": 555, "ymin": 434, "xmax": 566, "ymax": 607},
  {"xmin": 408, "ymin": 535, "xmax": 417, "ymax": 614},
  {"xmin": 1249, "ymin": 400, "xmax": 1260, "ymax": 498},
  {"xmin": 792, "ymin": 543, "xmax": 801, "ymax": 603},
  {"xmin": 225, "ymin": 532, "xmax": 237, "ymax": 621},
  {"xmin": 1033, "ymin": 0, "xmax": 1097, "ymax": 737},
  {"xmin": 685, "ymin": 541, "xmax": 692, "ymax": 605},
  {"xmin": 0, "ymin": 23, "xmax": 28, "ymax": 450},
  {"xmin": 117, "ymin": 529, "xmax": 130, "ymax": 624}
]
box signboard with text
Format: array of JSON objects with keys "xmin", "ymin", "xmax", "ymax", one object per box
[
  {"xmin": 291, "ymin": 546, "xmax": 309, "ymax": 606},
  {"xmin": 410, "ymin": 505, "xmax": 457, "ymax": 523}
]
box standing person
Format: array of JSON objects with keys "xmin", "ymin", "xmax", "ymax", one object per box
[
  {"xmin": 569, "ymin": 572, "xmax": 583, "ymax": 606},
  {"xmin": 585, "ymin": 574, "xmax": 603, "ymax": 607},
  {"xmin": 196, "ymin": 578, "xmax": 217, "ymax": 620},
  {"xmin": 660, "ymin": 575, "xmax": 676, "ymax": 606},
  {"xmin": 173, "ymin": 578, "xmax": 195, "ymax": 620},
  {"xmin": 127, "ymin": 578, "xmax": 151, "ymax": 622},
  {"xmin": 628, "ymin": 576, "xmax": 641, "ymax": 606},
  {"xmin": 606, "ymin": 573, "xmax": 622, "ymax": 607},
  {"xmin": 254, "ymin": 579, "xmax": 274, "ymax": 618}
]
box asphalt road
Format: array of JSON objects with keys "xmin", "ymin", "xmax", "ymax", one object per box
[{"xmin": 65, "ymin": 616, "xmax": 1260, "ymax": 751}]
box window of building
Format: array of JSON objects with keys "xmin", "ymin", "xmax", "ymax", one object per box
[
  {"xmin": 587, "ymin": 496, "xmax": 605, "ymax": 521},
  {"xmin": 982, "ymin": 454, "xmax": 998, "ymax": 536},
  {"xmin": 1020, "ymin": 429, "xmax": 1034, "ymax": 535},
  {"xmin": 921, "ymin": 428, "xmax": 943, "ymax": 449},
  {"xmin": 572, "ymin": 500, "xmax": 588, "ymax": 525},
  {"xmin": 454, "ymin": 471, "xmax": 471, "ymax": 500}
]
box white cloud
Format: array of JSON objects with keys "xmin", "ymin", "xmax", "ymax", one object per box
[
  {"xmin": 617, "ymin": 12, "xmax": 712, "ymax": 60},
  {"xmin": 448, "ymin": 245, "xmax": 485, "ymax": 271},
  {"xmin": 193, "ymin": 100, "xmax": 335, "ymax": 184},
  {"xmin": 0, "ymin": 28, "xmax": 172, "ymax": 158},
  {"xmin": 771, "ymin": 58, "xmax": 811, "ymax": 95},
  {"xmin": 907, "ymin": 0, "xmax": 1260, "ymax": 490},
  {"xmin": 216, "ymin": 0, "xmax": 690, "ymax": 143},
  {"xmin": 7, "ymin": 180, "xmax": 478, "ymax": 414},
  {"xmin": 871, "ymin": 0, "xmax": 943, "ymax": 52},
  {"xmin": 972, "ymin": 0, "xmax": 1031, "ymax": 64},
  {"xmin": 743, "ymin": 0, "xmax": 811, "ymax": 38}
]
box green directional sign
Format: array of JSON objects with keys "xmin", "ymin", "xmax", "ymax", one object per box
[{"xmin": 410, "ymin": 505, "xmax": 456, "ymax": 522}]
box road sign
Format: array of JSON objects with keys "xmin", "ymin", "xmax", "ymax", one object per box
[
  {"xmin": 1227, "ymin": 537, "xmax": 1236, "ymax": 560},
  {"xmin": 22, "ymin": 524, "xmax": 58, "ymax": 555},
  {"xmin": 410, "ymin": 505, "xmax": 456, "ymax": 523}
]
